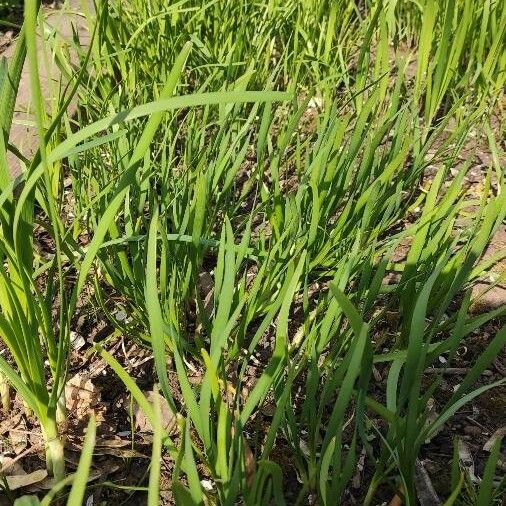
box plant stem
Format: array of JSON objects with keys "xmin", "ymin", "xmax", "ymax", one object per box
[
  {"xmin": 42, "ymin": 420, "xmax": 65, "ymax": 483},
  {"xmin": 56, "ymin": 393, "xmax": 66, "ymax": 425},
  {"xmin": 0, "ymin": 372, "xmax": 9, "ymax": 413}
]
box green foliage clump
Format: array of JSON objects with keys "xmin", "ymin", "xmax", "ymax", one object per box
[{"xmin": 0, "ymin": 0, "xmax": 504, "ymax": 504}]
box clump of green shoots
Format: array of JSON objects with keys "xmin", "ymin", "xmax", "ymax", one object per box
[
  {"xmin": 0, "ymin": 0, "xmax": 505, "ymax": 503},
  {"xmin": 0, "ymin": 0, "xmax": 68, "ymax": 482}
]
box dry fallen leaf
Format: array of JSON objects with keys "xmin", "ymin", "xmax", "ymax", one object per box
[
  {"xmin": 4, "ymin": 469, "xmax": 48, "ymax": 490},
  {"xmin": 0, "ymin": 456, "xmax": 25, "ymax": 476},
  {"xmin": 132, "ymin": 391, "xmax": 177, "ymax": 434},
  {"xmin": 26, "ymin": 466, "xmax": 117, "ymax": 492},
  {"xmin": 458, "ymin": 439, "xmax": 478, "ymax": 483},
  {"xmin": 94, "ymin": 447, "xmax": 148, "ymax": 458},
  {"xmin": 352, "ymin": 447, "xmax": 366, "ymax": 489},
  {"xmin": 483, "ymin": 427, "xmax": 506, "ymax": 452},
  {"xmin": 388, "ymin": 493, "xmax": 403, "ymax": 506},
  {"xmin": 70, "ymin": 330, "xmax": 86, "ymax": 351},
  {"xmin": 92, "ymin": 437, "xmax": 148, "ymax": 458},
  {"xmin": 0, "ymin": 374, "xmax": 10, "ymax": 414},
  {"xmin": 414, "ymin": 459, "xmax": 441, "ymax": 506},
  {"xmin": 65, "ymin": 373, "xmax": 101, "ymax": 419},
  {"xmin": 0, "ymin": 412, "xmax": 21, "ymax": 435},
  {"xmin": 243, "ymin": 436, "xmax": 255, "ymax": 488},
  {"xmin": 424, "ymin": 398, "xmax": 441, "ymax": 443},
  {"xmin": 9, "ymin": 417, "xmax": 28, "ymax": 455},
  {"xmin": 95, "ymin": 437, "xmax": 131, "ymax": 448},
  {"xmin": 198, "ymin": 271, "xmax": 214, "ymax": 314}
]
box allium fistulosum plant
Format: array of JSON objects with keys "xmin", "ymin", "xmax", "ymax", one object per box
[{"xmin": 1, "ymin": 0, "xmax": 504, "ymax": 503}]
